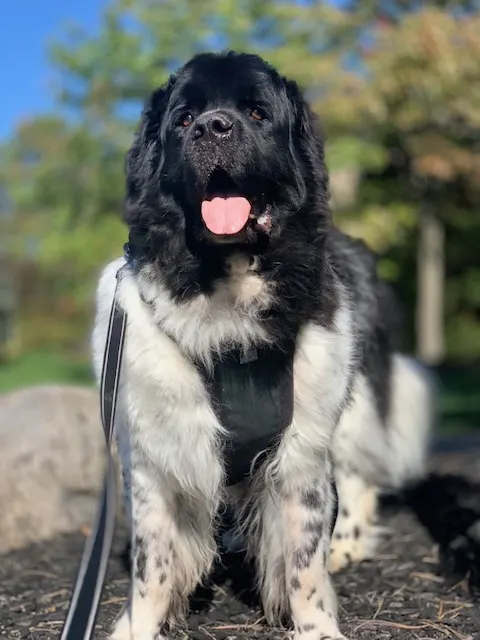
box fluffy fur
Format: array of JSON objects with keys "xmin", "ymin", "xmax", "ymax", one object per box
[{"xmin": 92, "ymin": 51, "xmax": 435, "ymax": 640}]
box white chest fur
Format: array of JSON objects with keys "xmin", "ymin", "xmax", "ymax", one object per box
[{"xmin": 92, "ymin": 258, "xmax": 356, "ymax": 497}]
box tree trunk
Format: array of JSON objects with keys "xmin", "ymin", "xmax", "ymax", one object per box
[{"xmin": 416, "ymin": 208, "xmax": 445, "ymax": 365}]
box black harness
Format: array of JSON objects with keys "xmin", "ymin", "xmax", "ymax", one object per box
[
  {"xmin": 60, "ymin": 258, "xmax": 295, "ymax": 639},
  {"xmin": 202, "ymin": 344, "xmax": 295, "ymax": 485}
]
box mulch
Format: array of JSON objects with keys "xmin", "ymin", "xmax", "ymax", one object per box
[{"xmin": 1, "ymin": 447, "xmax": 480, "ymax": 640}]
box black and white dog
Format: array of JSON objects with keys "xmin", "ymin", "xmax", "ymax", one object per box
[{"xmin": 92, "ymin": 51, "xmax": 434, "ymax": 640}]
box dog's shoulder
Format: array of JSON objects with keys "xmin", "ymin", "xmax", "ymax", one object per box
[{"xmin": 95, "ymin": 256, "xmax": 127, "ymax": 307}]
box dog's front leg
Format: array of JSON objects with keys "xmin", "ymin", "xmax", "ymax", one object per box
[
  {"xmin": 111, "ymin": 466, "xmax": 217, "ymax": 640},
  {"xmin": 251, "ymin": 455, "xmax": 346, "ymax": 640},
  {"xmin": 284, "ymin": 470, "xmax": 346, "ymax": 640}
]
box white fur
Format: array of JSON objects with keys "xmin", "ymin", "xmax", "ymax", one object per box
[
  {"xmin": 133, "ymin": 256, "xmax": 273, "ymax": 369},
  {"xmin": 269, "ymin": 299, "xmax": 355, "ymax": 490},
  {"xmin": 329, "ymin": 357, "xmax": 435, "ymax": 571},
  {"xmin": 386, "ymin": 354, "xmax": 436, "ymax": 486},
  {"xmin": 92, "ymin": 258, "xmax": 226, "ymax": 504},
  {"xmin": 332, "ymin": 356, "xmax": 434, "ymax": 490}
]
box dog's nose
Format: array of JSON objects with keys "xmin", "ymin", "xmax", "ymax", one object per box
[
  {"xmin": 211, "ymin": 114, "xmax": 233, "ymax": 135},
  {"xmin": 194, "ymin": 111, "xmax": 234, "ymax": 140}
]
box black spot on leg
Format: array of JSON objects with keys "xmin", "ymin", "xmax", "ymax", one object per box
[
  {"xmin": 334, "ymin": 532, "xmax": 342, "ymax": 540},
  {"xmin": 353, "ymin": 526, "xmax": 361, "ymax": 539},
  {"xmin": 301, "ymin": 488, "xmax": 322, "ymax": 510},
  {"xmin": 291, "ymin": 576, "xmax": 301, "ymax": 590},
  {"xmin": 303, "ymin": 519, "xmax": 324, "ymax": 536},
  {"xmin": 345, "ymin": 552, "xmax": 352, "ymax": 564},
  {"xmin": 341, "ymin": 507, "xmax": 349, "ymax": 518},
  {"xmin": 307, "ymin": 587, "xmax": 316, "ymax": 600},
  {"xmin": 159, "ymin": 572, "xmax": 167, "ymax": 585},
  {"xmin": 134, "ymin": 535, "xmax": 147, "ymax": 582},
  {"xmin": 316, "ymin": 598, "xmax": 324, "ymax": 610},
  {"xmin": 151, "ymin": 530, "xmax": 161, "ymax": 543},
  {"xmin": 302, "ymin": 623, "xmax": 317, "ymax": 633},
  {"xmin": 293, "ymin": 535, "xmax": 321, "ymax": 570}
]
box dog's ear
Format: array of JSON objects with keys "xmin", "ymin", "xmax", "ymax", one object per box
[
  {"xmin": 285, "ymin": 79, "xmax": 329, "ymax": 193},
  {"xmin": 124, "ymin": 76, "xmax": 176, "ymax": 225}
]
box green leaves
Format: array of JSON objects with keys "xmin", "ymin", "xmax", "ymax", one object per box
[
  {"xmin": 2, "ymin": 0, "xmax": 480, "ymax": 360},
  {"xmin": 326, "ymin": 137, "xmax": 388, "ymax": 172}
]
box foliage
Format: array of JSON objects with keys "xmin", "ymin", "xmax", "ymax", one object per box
[
  {"xmin": 1, "ymin": 0, "xmax": 479, "ymax": 361},
  {"xmin": 316, "ymin": 6, "xmax": 480, "ymax": 358}
]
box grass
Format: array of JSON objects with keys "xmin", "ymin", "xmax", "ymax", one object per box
[
  {"xmin": 0, "ymin": 350, "xmax": 478, "ymax": 433},
  {"xmin": 0, "ymin": 350, "xmax": 93, "ymax": 394}
]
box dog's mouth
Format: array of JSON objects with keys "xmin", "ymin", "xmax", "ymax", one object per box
[{"xmin": 199, "ymin": 170, "xmax": 271, "ymax": 240}]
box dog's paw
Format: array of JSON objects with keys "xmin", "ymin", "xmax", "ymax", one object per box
[
  {"xmin": 109, "ymin": 611, "xmax": 131, "ymax": 640},
  {"xmin": 292, "ymin": 616, "xmax": 348, "ymax": 640},
  {"xmin": 293, "ymin": 630, "xmax": 348, "ymax": 640},
  {"xmin": 109, "ymin": 610, "xmax": 167, "ymax": 640},
  {"xmin": 329, "ymin": 502, "xmax": 382, "ymax": 574},
  {"xmin": 328, "ymin": 530, "xmax": 377, "ymax": 573}
]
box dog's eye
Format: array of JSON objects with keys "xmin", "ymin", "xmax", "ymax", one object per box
[
  {"xmin": 250, "ymin": 107, "xmax": 265, "ymax": 121},
  {"xmin": 181, "ymin": 113, "xmax": 193, "ymax": 127}
]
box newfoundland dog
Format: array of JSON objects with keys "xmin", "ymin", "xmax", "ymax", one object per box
[{"xmin": 92, "ymin": 51, "xmax": 434, "ymax": 640}]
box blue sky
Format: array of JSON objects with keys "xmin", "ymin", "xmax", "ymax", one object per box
[
  {"xmin": 1, "ymin": 0, "xmax": 350, "ymax": 141},
  {"xmin": 0, "ymin": 0, "xmax": 104, "ymax": 140}
]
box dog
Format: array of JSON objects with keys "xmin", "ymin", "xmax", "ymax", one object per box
[{"xmin": 92, "ymin": 51, "xmax": 435, "ymax": 640}]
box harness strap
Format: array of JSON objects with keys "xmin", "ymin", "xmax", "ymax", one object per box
[{"xmin": 61, "ymin": 267, "xmax": 127, "ymax": 640}]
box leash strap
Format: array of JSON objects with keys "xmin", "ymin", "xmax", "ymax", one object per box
[{"xmin": 61, "ymin": 267, "xmax": 127, "ymax": 640}]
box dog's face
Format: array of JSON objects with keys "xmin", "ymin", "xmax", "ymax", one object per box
[{"xmin": 126, "ymin": 51, "xmax": 329, "ymax": 261}]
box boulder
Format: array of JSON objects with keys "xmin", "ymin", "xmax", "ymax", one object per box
[{"xmin": 0, "ymin": 385, "xmax": 107, "ymax": 553}]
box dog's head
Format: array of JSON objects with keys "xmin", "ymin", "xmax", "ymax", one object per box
[{"xmin": 125, "ymin": 51, "xmax": 329, "ymax": 263}]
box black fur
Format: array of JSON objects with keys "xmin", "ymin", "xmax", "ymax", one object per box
[{"xmin": 124, "ymin": 50, "xmax": 398, "ymax": 421}]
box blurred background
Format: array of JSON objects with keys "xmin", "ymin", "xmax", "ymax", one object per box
[{"xmin": 0, "ymin": 0, "xmax": 479, "ymax": 435}]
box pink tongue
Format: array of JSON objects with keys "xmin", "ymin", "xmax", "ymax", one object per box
[{"xmin": 201, "ymin": 197, "xmax": 251, "ymax": 235}]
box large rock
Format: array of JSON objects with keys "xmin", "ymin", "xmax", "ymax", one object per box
[{"xmin": 0, "ymin": 385, "xmax": 107, "ymax": 553}]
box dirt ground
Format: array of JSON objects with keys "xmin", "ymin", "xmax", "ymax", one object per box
[{"xmin": 1, "ymin": 447, "xmax": 479, "ymax": 640}]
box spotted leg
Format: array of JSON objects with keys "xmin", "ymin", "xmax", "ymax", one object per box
[
  {"xmin": 111, "ymin": 467, "xmax": 217, "ymax": 640},
  {"xmin": 248, "ymin": 465, "xmax": 347, "ymax": 640},
  {"xmin": 285, "ymin": 476, "xmax": 347, "ymax": 640}
]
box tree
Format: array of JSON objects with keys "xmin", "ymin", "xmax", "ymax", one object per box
[
  {"xmin": 2, "ymin": 0, "xmax": 480, "ymax": 363},
  {"xmin": 316, "ymin": 6, "xmax": 480, "ymax": 362},
  {"xmin": 0, "ymin": 116, "xmax": 126, "ymax": 350}
]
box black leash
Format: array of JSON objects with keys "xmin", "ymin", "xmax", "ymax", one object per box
[{"xmin": 61, "ymin": 266, "xmax": 127, "ymax": 640}]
